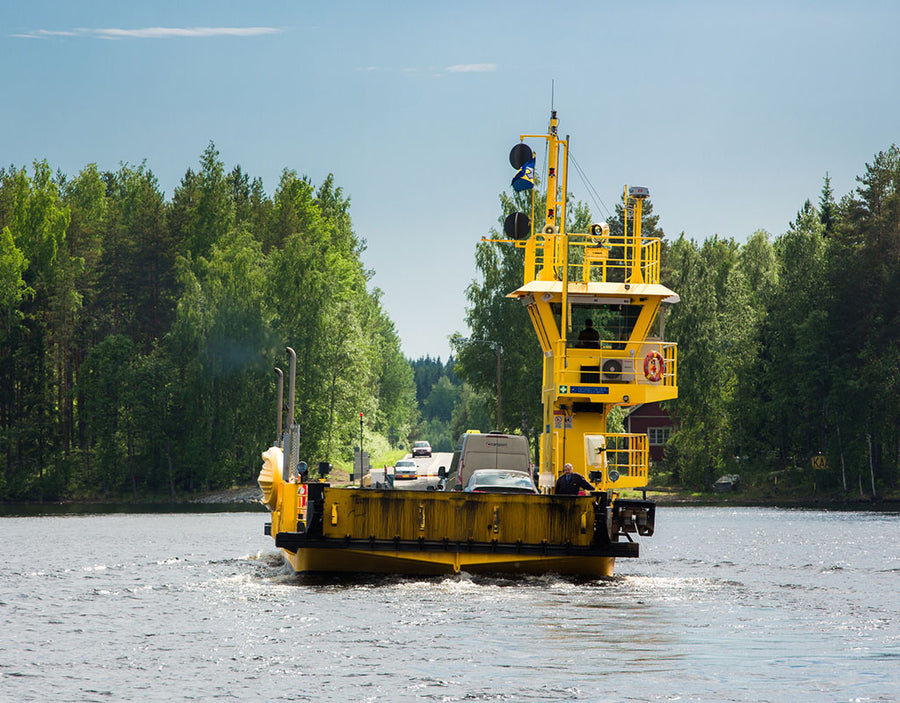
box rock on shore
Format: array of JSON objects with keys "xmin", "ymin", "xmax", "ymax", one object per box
[{"xmin": 193, "ymin": 486, "xmax": 263, "ymax": 504}]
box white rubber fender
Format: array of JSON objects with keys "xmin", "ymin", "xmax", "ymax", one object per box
[{"xmin": 257, "ymin": 446, "xmax": 283, "ymax": 510}]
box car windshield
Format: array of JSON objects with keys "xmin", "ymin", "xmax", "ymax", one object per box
[
  {"xmin": 414, "ymin": 442, "xmax": 428, "ymax": 447},
  {"xmin": 396, "ymin": 460, "xmax": 416, "ymax": 467},
  {"xmin": 464, "ymin": 470, "xmax": 537, "ymax": 494}
]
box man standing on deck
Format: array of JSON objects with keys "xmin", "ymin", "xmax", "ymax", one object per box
[{"xmin": 555, "ymin": 463, "xmax": 594, "ymax": 495}]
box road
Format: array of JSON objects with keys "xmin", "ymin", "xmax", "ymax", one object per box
[{"xmin": 388, "ymin": 451, "xmax": 452, "ymax": 491}]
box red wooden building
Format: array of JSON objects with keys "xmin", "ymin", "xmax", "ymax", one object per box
[{"xmin": 623, "ymin": 401, "xmax": 673, "ymax": 462}]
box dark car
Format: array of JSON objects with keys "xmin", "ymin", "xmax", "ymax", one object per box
[
  {"xmin": 411, "ymin": 441, "xmax": 432, "ymax": 458},
  {"xmin": 463, "ymin": 469, "xmax": 538, "ymax": 494}
]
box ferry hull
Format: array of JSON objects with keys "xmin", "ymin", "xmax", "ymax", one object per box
[
  {"xmin": 278, "ymin": 546, "xmax": 616, "ymax": 578},
  {"xmin": 261, "ymin": 473, "xmax": 653, "ymax": 578}
]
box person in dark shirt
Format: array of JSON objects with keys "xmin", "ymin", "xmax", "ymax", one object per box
[
  {"xmin": 555, "ymin": 463, "xmax": 594, "ymax": 495},
  {"xmin": 577, "ymin": 319, "xmax": 600, "ymax": 348}
]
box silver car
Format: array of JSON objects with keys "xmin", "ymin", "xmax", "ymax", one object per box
[
  {"xmin": 394, "ymin": 459, "xmax": 418, "ymax": 481},
  {"xmin": 463, "ymin": 469, "xmax": 538, "ymax": 494}
]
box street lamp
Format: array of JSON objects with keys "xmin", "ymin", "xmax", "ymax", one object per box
[{"xmin": 457, "ymin": 337, "xmax": 502, "ymax": 431}]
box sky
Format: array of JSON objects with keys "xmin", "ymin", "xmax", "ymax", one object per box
[{"xmin": 3, "ymin": 1, "xmax": 899, "ymax": 361}]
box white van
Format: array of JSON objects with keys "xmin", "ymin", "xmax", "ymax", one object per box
[{"xmin": 438, "ymin": 431, "xmax": 532, "ymax": 491}]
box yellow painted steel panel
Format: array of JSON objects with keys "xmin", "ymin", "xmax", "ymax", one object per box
[{"xmin": 321, "ymin": 489, "xmax": 598, "ymax": 547}]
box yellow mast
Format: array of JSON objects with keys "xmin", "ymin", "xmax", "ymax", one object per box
[{"xmin": 504, "ymin": 112, "xmax": 680, "ymax": 494}]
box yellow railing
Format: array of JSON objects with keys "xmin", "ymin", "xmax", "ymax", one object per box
[
  {"xmin": 572, "ymin": 234, "xmax": 662, "ymax": 284},
  {"xmin": 603, "ymin": 433, "xmax": 649, "ymax": 488},
  {"xmin": 555, "ymin": 340, "xmax": 677, "ymax": 389},
  {"xmin": 519, "ymin": 233, "xmax": 663, "ymax": 285}
]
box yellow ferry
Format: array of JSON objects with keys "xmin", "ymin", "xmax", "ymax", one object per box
[{"xmin": 257, "ymin": 111, "xmax": 679, "ymax": 576}]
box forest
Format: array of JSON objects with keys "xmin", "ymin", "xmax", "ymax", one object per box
[
  {"xmin": 1, "ymin": 145, "xmax": 416, "ymax": 501},
  {"xmin": 2, "ymin": 143, "xmax": 899, "ymax": 501}
]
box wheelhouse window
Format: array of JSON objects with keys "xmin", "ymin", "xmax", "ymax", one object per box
[{"xmin": 555, "ymin": 302, "xmax": 644, "ymax": 346}]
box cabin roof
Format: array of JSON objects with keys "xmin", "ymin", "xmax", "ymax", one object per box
[{"xmin": 507, "ymin": 279, "xmax": 680, "ymax": 303}]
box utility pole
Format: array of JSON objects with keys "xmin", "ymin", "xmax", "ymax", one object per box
[{"xmin": 494, "ymin": 343, "xmax": 501, "ymax": 431}]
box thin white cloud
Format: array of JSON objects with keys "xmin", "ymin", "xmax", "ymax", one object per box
[
  {"xmin": 11, "ymin": 29, "xmax": 78, "ymax": 38},
  {"xmin": 13, "ymin": 26, "xmax": 282, "ymax": 40},
  {"xmin": 446, "ymin": 63, "xmax": 497, "ymax": 73},
  {"xmin": 94, "ymin": 27, "xmax": 281, "ymax": 39},
  {"xmin": 356, "ymin": 63, "xmax": 498, "ymax": 77}
]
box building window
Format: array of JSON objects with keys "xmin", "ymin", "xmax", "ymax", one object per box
[{"xmin": 647, "ymin": 427, "xmax": 671, "ymax": 446}]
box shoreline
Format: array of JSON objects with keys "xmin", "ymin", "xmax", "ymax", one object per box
[
  {"xmin": 191, "ymin": 484, "xmax": 900, "ymax": 510},
  {"xmin": 646, "ymin": 490, "xmax": 898, "ymax": 510},
  {"xmin": 3, "ymin": 484, "xmax": 897, "ymax": 511}
]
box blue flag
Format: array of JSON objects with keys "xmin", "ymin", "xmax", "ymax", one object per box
[{"xmin": 511, "ymin": 156, "xmax": 536, "ymax": 192}]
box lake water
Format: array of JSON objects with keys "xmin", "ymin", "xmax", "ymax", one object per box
[{"xmin": 1, "ymin": 505, "xmax": 897, "ymax": 702}]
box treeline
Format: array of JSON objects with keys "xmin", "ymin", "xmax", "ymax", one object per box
[
  {"xmin": 3, "ymin": 142, "xmax": 898, "ymax": 502},
  {"xmin": 1, "ymin": 144, "xmax": 417, "ymax": 501},
  {"xmin": 662, "ymin": 149, "xmax": 900, "ymax": 495},
  {"xmin": 410, "ymin": 356, "xmax": 494, "ymax": 452},
  {"xmin": 456, "ymin": 148, "xmax": 900, "ymax": 496}
]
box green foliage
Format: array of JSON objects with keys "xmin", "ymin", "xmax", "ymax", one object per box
[
  {"xmin": 0, "ymin": 163, "xmax": 70, "ymax": 498},
  {"xmin": 453, "ymin": 188, "xmax": 552, "ymax": 443},
  {"xmin": 412, "ymin": 355, "xmax": 456, "ymax": 405},
  {"xmin": 406, "ymin": 356, "xmax": 496, "ymax": 453},
  {"xmin": 0, "ymin": 226, "xmax": 31, "ymax": 314},
  {"xmin": 79, "ymin": 334, "xmax": 136, "ymax": 494},
  {"xmin": 451, "ymin": 148, "xmax": 900, "ymax": 498},
  {"xmin": 424, "ymin": 375, "xmax": 460, "ymax": 423},
  {"xmin": 2, "ymin": 140, "xmax": 898, "ymax": 502},
  {"xmin": 0, "ymin": 146, "xmax": 417, "ymax": 500},
  {"xmin": 660, "ymin": 147, "xmax": 900, "ymax": 495},
  {"xmin": 409, "ymin": 356, "xmax": 456, "ymax": 451}
]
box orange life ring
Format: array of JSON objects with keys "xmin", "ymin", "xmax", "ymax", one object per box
[{"xmin": 643, "ymin": 351, "xmax": 665, "ymax": 382}]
